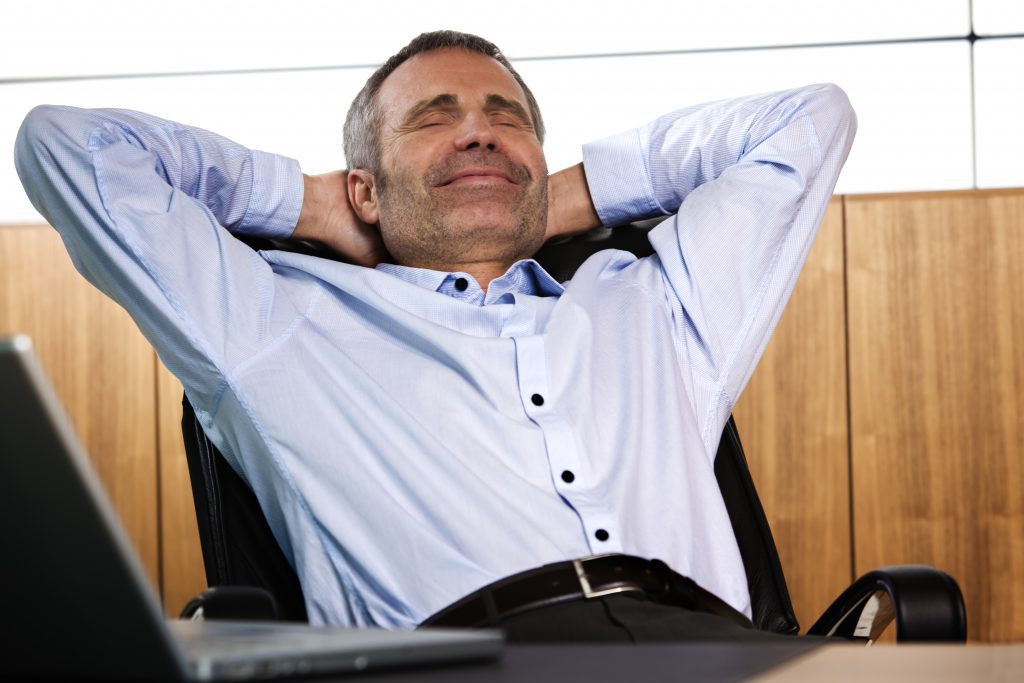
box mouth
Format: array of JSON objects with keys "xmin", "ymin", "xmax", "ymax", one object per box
[{"xmin": 437, "ymin": 167, "xmax": 516, "ymax": 187}]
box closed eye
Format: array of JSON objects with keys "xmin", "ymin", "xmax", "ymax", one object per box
[
  {"xmin": 484, "ymin": 95, "xmax": 534, "ymax": 131},
  {"xmin": 490, "ymin": 113, "xmax": 525, "ymax": 128},
  {"xmin": 419, "ymin": 112, "xmax": 455, "ymax": 128},
  {"xmin": 398, "ymin": 94, "xmax": 460, "ymax": 132}
]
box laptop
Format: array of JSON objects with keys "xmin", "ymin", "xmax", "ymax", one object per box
[{"xmin": 0, "ymin": 335, "xmax": 503, "ymax": 681}]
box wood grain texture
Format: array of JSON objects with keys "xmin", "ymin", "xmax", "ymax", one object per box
[
  {"xmin": 157, "ymin": 363, "xmax": 207, "ymax": 616},
  {"xmin": 733, "ymin": 198, "xmax": 852, "ymax": 632},
  {"xmin": 846, "ymin": 189, "xmax": 1024, "ymax": 642},
  {"xmin": 0, "ymin": 225, "xmax": 160, "ymax": 588}
]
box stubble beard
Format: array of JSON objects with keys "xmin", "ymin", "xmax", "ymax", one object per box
[{"xmin": 375, "ymin": 151, "xmax": 548, "ymax": 272}]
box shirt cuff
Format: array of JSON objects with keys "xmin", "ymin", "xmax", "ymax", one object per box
[
  {"xmin": 581, "ymin": 127, "xmax": 661, "ymax": 226},
  {"xmin": 239, "ymin": 150, "xmax": 303, "ymax": 239}
]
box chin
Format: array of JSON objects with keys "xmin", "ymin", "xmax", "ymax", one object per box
[
  {"xmin": 447, "ymin": 212, "xmax": 545, "ymax": 259},
  {"xmin": 448, "ymin": 215, "xmax": 519, "ymax": 236}
]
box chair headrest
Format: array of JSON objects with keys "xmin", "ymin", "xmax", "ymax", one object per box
[{"xmin": 534, "ymin": 219, "xmax": 660, "ymax": 282}]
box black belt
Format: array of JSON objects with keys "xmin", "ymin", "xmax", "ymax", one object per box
[{"xmin": 420, "ymin": 554, "xmax": 753, "ymax": 630}]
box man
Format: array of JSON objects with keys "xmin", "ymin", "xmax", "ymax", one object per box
[{"xmin": 16, "ymin": 30, "xmax": 855, "ymax": 641}]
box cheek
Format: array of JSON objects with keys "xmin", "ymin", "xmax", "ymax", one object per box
[
  {"xmin": 519, "ymin": 142, "xmax": 548, "ymax": 180},
  {"xmin": 390, "ymin": 135, "xmax": 450, "ymax": 169}
]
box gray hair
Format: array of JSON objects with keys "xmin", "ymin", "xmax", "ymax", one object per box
[{"xmin": 342, "ymin": 30, "xmax": 545, "ymax": 174}]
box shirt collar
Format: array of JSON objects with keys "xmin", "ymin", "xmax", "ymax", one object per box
[{"xmin": 375, "ymin": 259, "xmax": 564, "ymax": 304}]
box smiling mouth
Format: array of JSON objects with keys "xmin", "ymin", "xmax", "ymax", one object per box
[
  {"xmin": 443, "ymin": 173, "xmax": 514, "ymax": 186},
  {"xmin": 439, "ymin": 169, "xmax": 515, "ymax": 186},
  {"xmin": 427, "ymin": 151, "xmax": 531, "ymax": 188}
]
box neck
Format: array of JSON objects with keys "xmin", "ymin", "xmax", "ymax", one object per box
[
  {"xmin": 392, "ymin": 254, "xmax": 520, "ymax": 291},
  {"xmin": 459, "ymin": 261, "xmax": 514, "ymax": 291}
]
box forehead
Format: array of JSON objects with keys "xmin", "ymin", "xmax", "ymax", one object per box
[{"xmin": 377, "ymin": 48, "xmax": 528, "ymax": 122}]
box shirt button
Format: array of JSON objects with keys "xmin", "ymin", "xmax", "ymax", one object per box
[
  {"xmin": 595, "ymin": 529, "xmax": 609, "ymax": 542},
  {"xmin": 561, "ymin": 470, "xmax": 575, "ymax": 483},
  {"xmin": 531, "ymin": 393, "xmax": 544, "ymax": 406},
  {"xmin": 454, "ymin": 277, "xmax": 468, "ymax": 292}
]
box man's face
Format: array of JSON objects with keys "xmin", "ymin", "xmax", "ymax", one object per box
[{"xmin": 369, "ymin": 48, "xmax": 548, "ymax": 271}]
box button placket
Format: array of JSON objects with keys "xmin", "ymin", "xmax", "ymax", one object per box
[
  {"xmin": 513, "ymin": 334, "xmax": 602, "ymax": 545},
  {"xmin": 575, "ymin": 509, "xmax": 621, "ymax": 554}
]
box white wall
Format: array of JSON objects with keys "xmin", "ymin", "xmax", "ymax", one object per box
[{"xmin": 2, "ymin": 0, "xmax": 1021, "ymax": 223}]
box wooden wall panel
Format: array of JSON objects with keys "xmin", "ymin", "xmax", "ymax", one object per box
[
  {"xmin": 0, "ymin": 224, "xmax": 160, "ymax": 588},
  {"xmin": 846, "ymin": 190, "xmax": 1024, "ymax": 642},
  {"xmin": 157, "ymin": 364, "xmax": 206, "ymax": 616},
  {"xmin": 733, "ymin": 199, "xmax": 852, "ymax": 631}
]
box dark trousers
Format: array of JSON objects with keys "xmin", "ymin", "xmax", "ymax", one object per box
[{"xmin": 497, "ymin": 593, "xmax": 801, "ymax": 643}]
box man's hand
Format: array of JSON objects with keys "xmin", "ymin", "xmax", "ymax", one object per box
[
  {"xmin": 293, "ymin": 171, "xmax": 391, "ymax": 267},
  {"xmin": 545, "ymin": 163, "xmax": 602, "ymax": 243}
]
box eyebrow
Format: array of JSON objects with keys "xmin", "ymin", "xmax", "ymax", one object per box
[
  {"xmin": 400, "ymin": 94, "xmax": 459, "ymax": 127},
  {"xmin": 484, "ymin": 94, "xmax": 533, "ymax": 127},
  {"xmin": 399, "ymin": 93, "xmax": 533, "ymax": 128}
]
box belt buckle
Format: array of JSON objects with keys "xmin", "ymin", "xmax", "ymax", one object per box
[{"xmin": 572, "ymin": 557, "xmax": 637, "ymax": 600}]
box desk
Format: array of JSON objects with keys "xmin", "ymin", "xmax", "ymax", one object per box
[
  {"xmin": 339, "ymin": 640, "xmax": 819, "ymax": 683},
  {"xmin": 4, "ymin": 643, "xmax": 1022, "ymax": 681},
  {"xmin": 336, "ymin": 642, "xmax": 1023, "ymax": 683},
  {"xmin": 751, "ymin": 643, "xmax": 1024, "ymax": 682}
]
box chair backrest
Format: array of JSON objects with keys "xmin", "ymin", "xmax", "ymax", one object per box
[
  {"xmin": 713, "ymin": 417, "xmax": 799, "ymax": 634},
  {"xmin": 180, "ymin": 224, "xmax": 800, "ymax": 633},
  {"xmin": 181, "ymin": 399, "xmax": 308, "ymax": 622}
]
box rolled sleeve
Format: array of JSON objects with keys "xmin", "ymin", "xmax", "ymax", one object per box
[
  {"xmin": 582, "ymin": 127, "xmax": 661, "ymax": 226},
  {"xmin": 240, "ymin": 150, "xmax": 304, "ymax": 239}
]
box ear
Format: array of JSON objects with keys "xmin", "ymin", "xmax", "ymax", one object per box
[{"xmin": 347, "ymin": 169, "xmax": 379, "ymax": 225}]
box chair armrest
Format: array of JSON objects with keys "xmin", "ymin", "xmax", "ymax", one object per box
[
  {"xmin": 180, "ymin": 586, "xmax": 280, "ymax": 621},
  {"xmin": 807, "ymin": 565, "xmax": 966, "ymax": 642}
]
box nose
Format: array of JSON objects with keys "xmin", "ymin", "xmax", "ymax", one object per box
[{"xmin": 453, "ymin": 111, "xmax": 499, "ymax": 152}]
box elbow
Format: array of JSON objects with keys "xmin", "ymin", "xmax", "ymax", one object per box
[
  {"xmin": 789, "ymin": 84, "xmax": 857, "ymax": 163},
  {"xmin": 15, "ymin": 105, "xmax": 65, "ymax": 180},
  {"xmin": 15, "ymin": 104, "xmax": 97, "ymax": 166},
  {"xmin": 816, "ymin": 82, "xmax": 852, "ymax": 108},
  {"xmin": 17, "ymin": 105, "xmax": 63, "ymax": 150},
  {"xmin": 14, "ymin": 105, "xmax": 89, "ymax": 222},
  {"xmin": 812, "ymin": 83, "xmax": 858, "ymax": 139}
]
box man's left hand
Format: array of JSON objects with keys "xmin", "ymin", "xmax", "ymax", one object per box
[{"xmin": 545, "ymin": 163, "xmax": 602, "ymax": 243}]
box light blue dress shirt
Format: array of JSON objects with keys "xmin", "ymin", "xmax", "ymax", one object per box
[{"xmin": 15, "ymin": 83, "xmax": 855, "ymax": 628}]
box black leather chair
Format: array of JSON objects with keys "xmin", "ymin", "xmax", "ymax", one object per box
[{"xmin": 180, "ymin": 223, "xmax": 968, "ymax": 643}]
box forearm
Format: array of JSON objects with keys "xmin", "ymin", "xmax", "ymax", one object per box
[
  {"xmin": 582, "ymin": 84, "xmax": 856, "ymax": 226},
  {"xmin": 16, "ymin": 105, "xmax": 302, "ymax": 240}
]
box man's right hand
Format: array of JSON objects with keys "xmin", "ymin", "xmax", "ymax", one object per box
[{"xmin": 293, "ymin": 171, "xmax": 391, "ymax": 267}]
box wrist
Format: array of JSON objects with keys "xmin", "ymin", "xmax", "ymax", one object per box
[
  {"xmin": 293, "ymin": 174, "xmax": 325, "ymax": 242},
  {"xmin": 546, "ymin": 163, "xmax": 601, "ymax": 241}
]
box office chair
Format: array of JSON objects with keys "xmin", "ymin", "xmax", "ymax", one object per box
[{"xmin": 179, "ymin": 223, "xmax": 967, "ymax": 643}]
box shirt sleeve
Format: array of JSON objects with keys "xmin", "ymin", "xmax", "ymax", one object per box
[
  {"xmin": 581, "ymin": 84, "xmax": 856, "ymax": 447},
  {"xmin": 14, "ymin": 105, "xmax": 307, "ymax": 408}
]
